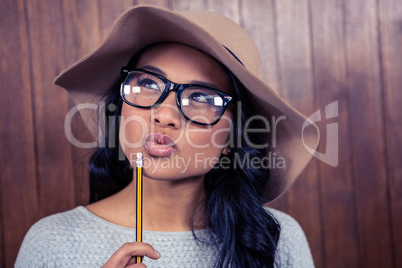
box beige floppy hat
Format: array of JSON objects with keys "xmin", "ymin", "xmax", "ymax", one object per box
[{"xmin": 54, "ymin": 4, "xmax": 319, "ymax": 202}]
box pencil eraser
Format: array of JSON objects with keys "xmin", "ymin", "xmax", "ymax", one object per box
[{"xmin": 136, "ymin": 153, "xmax": 143, "ymax": 167}]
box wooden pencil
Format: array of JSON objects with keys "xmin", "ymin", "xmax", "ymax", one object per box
[{"xmin": 135, "ymin": 152, "xmax": 143, "ymax": 263}]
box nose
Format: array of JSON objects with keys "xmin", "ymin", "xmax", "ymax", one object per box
[{"xmin": 152, "ymin": 92, "xmax": 182, "ymax": 129}]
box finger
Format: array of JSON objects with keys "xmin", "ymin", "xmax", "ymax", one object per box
[
  {"xmin": 120, "ymin": 242, "xmax": 161, "ymax": 260},
  {"xmin": 126, "ymin": 257, "xmax": 141, "ymax": 266},
  {"xmin": 102, "ymin": 242, "xmax": 161, "ymax": 268},
  {"xmin": 126, "ymin": 262, "xmax": 146, "ymax": 268}
]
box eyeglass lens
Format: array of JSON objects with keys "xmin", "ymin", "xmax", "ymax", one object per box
[{"xmin": 122, "ymin": 71, "xmax": 226, "ymax": 124}]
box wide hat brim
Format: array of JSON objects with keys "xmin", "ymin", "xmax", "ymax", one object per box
[{"xmin": 54, "ymin": 4, "xmax": 319, "ymax": 203}]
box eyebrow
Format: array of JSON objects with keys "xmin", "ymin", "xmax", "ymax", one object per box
[
  {"xmin": 138, "ymin": 64, "xmax": 221, "ymax": 90},
  {"xmin": 139, "ymin": 65, "xmax": 166, "ymax": 76}
]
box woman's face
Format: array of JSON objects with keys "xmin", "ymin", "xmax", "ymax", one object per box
[{"xmin": 119, "ymin": 43, "xmax": 234, "ymax": 180}]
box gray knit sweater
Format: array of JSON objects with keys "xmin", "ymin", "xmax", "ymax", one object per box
[{"xmin": 15, "ymin": 206, "xmax": 314, "ymax": 267}]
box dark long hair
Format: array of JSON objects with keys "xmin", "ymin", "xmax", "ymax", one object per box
[{"xmin": 89, "ymin": 46, "xmax": 280, "ymax": 267}]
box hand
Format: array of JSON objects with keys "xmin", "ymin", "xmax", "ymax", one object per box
[{"xmin": 102, "ymin": 242, "xmax": 161, "ymax": 267}]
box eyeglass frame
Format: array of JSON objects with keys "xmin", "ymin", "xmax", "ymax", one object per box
[{"xmin": 120, "ymin": 68, "xmax": 234, "ymax": 126}]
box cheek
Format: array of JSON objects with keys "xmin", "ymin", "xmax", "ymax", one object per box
[
  {"xmin": 178, "ymin": 125, "xmax": 231, "ymax": 178},
  {"xmin": 184, "ymin": 116, "xmax": 233, "ymax": 152},
  {"xmin": 210, "ymin": 113, "xmax": 233, "ymax": 148},
  {"xmin": 119, "ymin": 105, "xmax": 150, "ymax": 156}
]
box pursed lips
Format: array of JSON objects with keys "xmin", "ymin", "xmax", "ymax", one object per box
[{"xmin": 144, "ymin": 133, "xmax": 177, "ymax": 157}]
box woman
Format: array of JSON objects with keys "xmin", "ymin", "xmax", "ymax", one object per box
[{"xmin": 16, "ymin": 5, "xmax": 318, "ymax": 267}]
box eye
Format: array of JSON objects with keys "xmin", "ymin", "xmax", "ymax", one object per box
[
  {"xmin": 137, "ymin": 76, "xmax": 161, "ymax": 91},
  {"xmin": 188, "ymin": 91, "xmax": 213, "ymax": 104}
]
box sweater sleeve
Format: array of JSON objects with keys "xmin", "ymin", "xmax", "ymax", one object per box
[
  {"xmin": 268, "ymin": 208, "xmax": 315, "ymax": 268},
  {"xmin": 15, "ymin": 218, "xmax": 51, "ymax": 267},
  {"xmin": 14, "ymin": 207, "xmax": 114, "ymax": 267}
]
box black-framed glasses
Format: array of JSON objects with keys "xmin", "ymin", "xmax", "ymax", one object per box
[{"xmin": 120, "ymin": 68, "xmax": 233, "ymax": 126}]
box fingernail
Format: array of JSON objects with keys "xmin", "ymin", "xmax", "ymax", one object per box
[{"xmin": 154, "ymin": 249, "xmax": 161, "ymax": 258}]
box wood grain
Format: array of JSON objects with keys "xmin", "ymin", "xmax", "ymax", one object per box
[
  {"xmin": 24, "ymin": 0, "xmax": 75, "ymax": 219},
  {"xmin": 59, "ymin": 0, "xmax": 102, "ymax": 208},
  {"xmin": 270, "ymin": 1, "xmax": 323, "ymax": 267},
  {"xmin": 345, "ymin": 0, "xmax": 393, "ymax": 266},
  {"xmin": 206, "ymin": 0, "xmax": 240, "ymax": 24},
  {"xmin": 170, "ymin": 0, "xmax": 207, "ymax": 11},
  {"xmin": 309, "ymin": 0, "xmax": 360, "ymax": 267},
  {"xmin": 134, "ymin": 0, "xmax": 170, "ymax": 8},
  {"xmin": 99, "ymin": 0, "xmax": 134, "ymax": 39},
  {"xmin": 379, "ymin": 0, "xmax": 402, "ymax": 266},
  {"xmin": 240, "ymin": 0, "xmax": 281, "ymax": 94},
  {"xmin": 0, "ymin": 0, "xmax": 39, "ymax": 266}
]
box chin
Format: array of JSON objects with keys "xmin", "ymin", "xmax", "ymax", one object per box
[{"xmin": 143, "ymin": 169, "xmax": 207, "ymax": 182}]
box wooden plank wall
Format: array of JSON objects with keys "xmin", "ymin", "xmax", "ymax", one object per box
[{"xmin": 1, "ymin": 0, "xmax": 401, "ymax": 267}]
